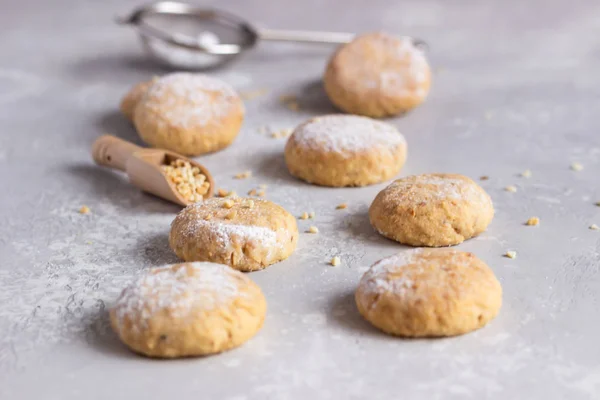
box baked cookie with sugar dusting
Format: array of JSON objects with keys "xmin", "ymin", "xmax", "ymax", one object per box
[
  {"xmin": 324, "ymin": 32, "xmax": 431, "ymax": 118},
  {"xmin": 355, "ymin": 248, "xmax": 502, "ymax": 337},
  {"xmin": 120, "ymin": 78, "xmax": 157, "ymax": 121},
  {"xmin": 169, "ymin": 197, "xmax": 298, "ymax": 271},
  {"xmin": 284, "ymin": 115, "xmax": 407, "ymax": 187},
  {"xmin": 133, "ymin": 72, "xmax": 244, "ymax": 156},
  {"xmin": 110, "ymin": 262, "xmax": 266, "ymax": 358},
  {"xmin": 369, "ymin": 173, "xmax": 493, "ymax": 246}
]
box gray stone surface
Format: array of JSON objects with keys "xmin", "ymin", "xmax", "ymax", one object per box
[{"xmin": 1, "ymin": 0, "xmax": 600, "ymax": 398}]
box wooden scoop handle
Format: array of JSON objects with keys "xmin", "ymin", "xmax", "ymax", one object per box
[{"xmin": 92, "ymin": 135, "xmax": 142, "ymax": 172}]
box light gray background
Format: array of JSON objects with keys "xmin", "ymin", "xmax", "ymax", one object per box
[{"xmin": 1, "ymin": 0, "xmax": 599, "ymax": 399}]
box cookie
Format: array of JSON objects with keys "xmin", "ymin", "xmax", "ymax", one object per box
[
  {"xmin": 120, "ymin": 78, "xmax": 156, "ymax": 121},
  {"xmin": 324, "ymin": 32, "xmax": 431, "ymax": 118},
  {"xmin": 284, "ymin": 115, "xmax": 407, "ymax": 187},
  {"xmin": 110, "ymin": 262, "xmax": 266, "ymax": 358},
  {"xmin": 169, "ymin": 197, "xmax": 298, "ymax": 271},
  {"xmin": 369, "ymin": 173, "xmax": 493, "ymax": 246},
  {"xmin": 133, "ymin": 72, "xmax": 244, "ymax": 156},
  {"xmin": 355, "ymin": 248, "xmax": 502, "ymax": 337}
]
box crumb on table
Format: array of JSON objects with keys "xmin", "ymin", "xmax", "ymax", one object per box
[
  {"xmin": 505, "ymin": 250, "xmax": 517, "ymax": 259},
  {"xmin": 79, "ymin": 205, "xmax": 90, "ymax": 214},
  {"xmin": 234, "ymin": 171, "xmax": 252, "ymax": 179},
  {"xmin": 330, "ymin": 256, "xmax": 341, "ymax": 266},
  {"xmin": 505, "ymin": 185, "xmax": 517, "ymax": 192},
  {"xmin": 525, "ymin": 217, "xmax": 540, "ymax": 226},
  {"xmin": 307, "ymin": 226, "xmax": 319, "ymax": 234},
  {"xmin": 570, "ymin": 162, "xmax": 584, "ymax": 171}
]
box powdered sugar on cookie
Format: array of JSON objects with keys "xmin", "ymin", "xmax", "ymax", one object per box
[
  {"xmin": 291, "ymin": 115, "xmax": 405, "ymax": 154},
  {"xmin": 112, "ymin": 262, "xmax": 245, "ymax": 330},
  {"xmin": 387, "ymin": 173, "xmax": 491, "ymax": 204},
  {"xmin": 141, "ymin": 72, "xmax": 241, "ymax": 129}
]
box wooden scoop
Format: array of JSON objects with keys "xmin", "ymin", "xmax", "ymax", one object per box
[{"xmin": 92, "ymin": 135, "xmax": 214, "ymax": 206}]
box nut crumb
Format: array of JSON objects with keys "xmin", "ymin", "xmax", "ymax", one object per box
[
  {"xmin": 525, "ymin": 217, "xmax": 540, "ymax": 226},
  {"xmin": 570, "ymin": 162, "xmax": 584, "ymax": 171},
  {"xmin": 280, "ymin": 94, "xmax": 300, "ymax": 111},
  {"xmin": 590, "ymin": 224, "xmax": 599, "ymax": 231},
  {"xmin": 307, "ymin": 226, "xmax": 319, "ymax": 234},
  {"xmin": 234, "ymin": 171, "xmax": 252, "ymax": 179},
  {"xmin": 245, "ymin": 200, "xmax": 255, "ymax": 208},
  {"xmin": 505, "ymin": 185, "xmax": 517, "ymax": 193},
  {"xmin": 78, "ymin": 205, "xmax": 90, "ymax": 214},
  {"xmin": 248, "ymin": 189, "xmax": 257, "ymax": 196},
  {"xmin": 217, "ymin": 188, "xmax": 229, "ymax": 197},
  {"xmin": 299, "ymin": 212, "xmax": 309, "ymax": 220},
  {"xmin": 480, "ymin": 176, "xmax": 489, "ymax": 181},
  {"xmin": 240, "ymin": 88, "xmax": 268, "ymax": 101},
  {"xmin": 256, "ymin": 190, "xmax": 265, "ymax": 197},
  {"xmin": 226, "ymin": 210, "xmax": 237, "ymax": 220},
  {"xmin": 226, "ymin": 191, "xmax": 237, "ymax": 197},
  {"xmin": 330, "ymin": 256, "xmax": 341, "ymax": 267},
  {"xmin": 270, "ymin": 128, "xmax": 293, "ymax": 139},
  {"xmin": 521, "ymin": 170, "xmax": 532, "ymax": 178},
  {"xmin": 336, "ymin": 203, "xmax": 348, "ymax": 210},
  {"xmin": 204, "ymin": 215, "xmax": 212, "ymax": 221},
  {"xmin": 223, "ymin": 199, "xmax": 235, "ymax": 209},
  {"xmin": 505, "ymin": 250, "xmax": 517, "ymax": 259},
  {"xmin": 308, "ymin": 212, "xmax": 315, "ymax": 219}
]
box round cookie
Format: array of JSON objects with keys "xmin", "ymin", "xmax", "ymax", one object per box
[
  {"xmin": 110, "ymin": 262, "xmax": 266, "ymax": 358},
  {"xmin": 170, "ymin": 197, "xmax": 298, "ymax": 271},
  {"xmin": 120, "ymin": 78, "xmax": 156, "ymax": 121},
  {"xmin": 133, "ymin": 72, "xmax": 244, "ymax": 156},
  {"xmin": 369, "ymin": 173, "xmax": 493, "ymax": 247},
  {"xmin": 355, "ymin": 248, "xmax": 502, "ymax": 337},
  {"xmin": 324, "ymin": 32, "xmax": 431, "ymax": 118},
  {"xmin": 284, "ymin": 115, "xmax": 407, "ymax": 187}
]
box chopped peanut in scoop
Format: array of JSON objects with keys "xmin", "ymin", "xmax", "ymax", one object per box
[{"xmin": 162, "ymin": 159, "xmax": 209, "ymax": 203}]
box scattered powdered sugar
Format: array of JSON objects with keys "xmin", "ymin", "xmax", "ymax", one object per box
[
  {"xmin": 362, "ymin": 35, "xmax": 429, "ymax": 97},
  {"xmin": 113, "ymin": 262, "xmax": 243, "ymax": 330},
  {"xmin": 292, "ymin": 115, "xmax": 405, "ymax": 154},
  {"xmin": 141, "ymin": 72, "xmax": 241, "ymax": 129},
  {"xmin": 187, "ymin": 219, "xmax": 280, "ymax": 250},
  {"xmin": 388, "ymin": 174, "xmax": 491, "ymax": 205},
  {"xmin": 359, "ymin": 249, "xmax": 423, "ymax": 297}
]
